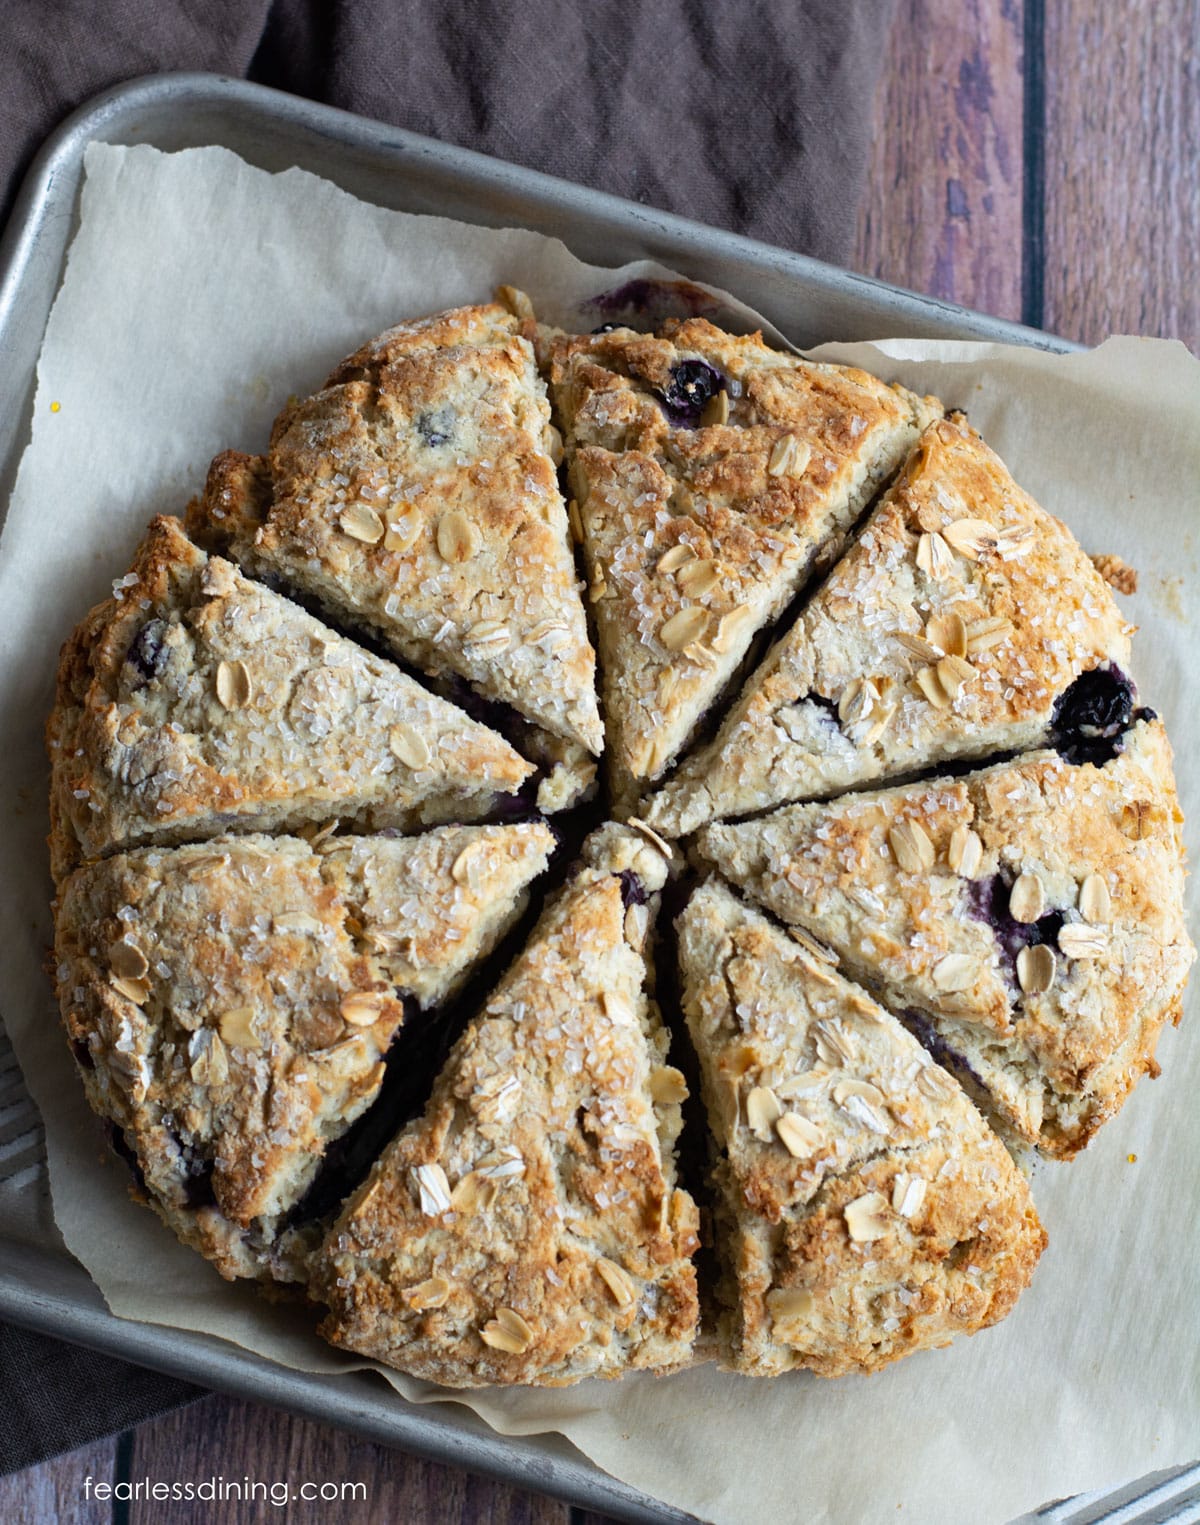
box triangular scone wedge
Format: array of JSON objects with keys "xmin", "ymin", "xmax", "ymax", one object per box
[
  {"xmin": 699, "ymin": 717, "xmax": 1195, "ymax": 1156},
  {"xmin": 677, "ymin": 879, "xmax": 1046, "ymax": 1378},
  {"xmin": 186, "ymin": 302, "xmax": 602, "ymax": 756},
  {"xmin": 316, "ymin": 822, "xmax": 555, "ymax": 1010},
  {"xmin": 547, "ymin": 319, "xmax": 940, "ymax": 795},
  {"xmin": 53, "ymin": 824, "xmax": 553, "ymax": 1281},
  {"xmin": 47, "ymin": 517, "xmax": 531, "ymax": 882},
  {"xmin": 310, "ymin": 826, "xmax": 701, "ymax": 1387},
  {"xmin": 645, "ymin": 414, "xmax": 1133, "ymax": 835}
]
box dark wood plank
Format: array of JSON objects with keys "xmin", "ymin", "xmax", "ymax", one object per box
[
  {"xmin": 1042, "ymin": 0, "xmax": 1200, "ymax": 348},
  {"xmin": 854, "ymin": 0, "xmax": 1027, "ymax": 321},
  {"xmin": 126, "ymin": 1393, "xmax": 572, "ymax": 1524},
  {"xmin": 0, "ymin": 1437, "xmax": 115, "ymax": 1525}
]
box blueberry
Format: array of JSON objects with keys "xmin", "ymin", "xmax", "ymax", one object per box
[
  {"xmin": 490, "ymin": 789, "xmax": 540, "ymax": 823},
  {"xmin": 125, "ymin": 619, "xmax": 169, "ymax": 683},
  {"xmin": 1050, "ymin": 666, "xmax": 1135, "ymax": 765},
  {"xmin": 415, "ymin": 406, "xmax": 455, "ymax": 447},
  {"xmin": 659, "ymin": 360, "xmax": 724, "ymax": 427},
  {"xmin": 618, "ymin": 869, "xmax": 647, "ymax": 908}
]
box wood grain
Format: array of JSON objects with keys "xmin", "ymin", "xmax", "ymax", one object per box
[
  {"xmin": 1042, "ymin": 0, "xmax": 1200, "ymax": 347},
  {"xmin": 854, "ymin": 0, "xmax": 1027, "ymax": 321},
  {"xmin": 0, "ymin": 1438, "xmax": 115, "ymax": 1525},
  {"xmin": 125, "ymin": 1394, "xmax": 573, "ymax": 1524}
]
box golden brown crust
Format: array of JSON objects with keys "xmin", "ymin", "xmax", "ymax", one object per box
[
  {"xmin": 548, "ymin": 320, "xmax": 941, "ymax": 791},
  {"xmin": 677, "ymin": 879, "xmax": 1046, "ymax": 1377},
  {"xmin": 46, "ymin": 517, "xmax": 532, "ymax": 882},
  {"xmin": 53, "ymin": 825, "xmax": 552, "ymax": 1281},
  {"xmin": 310, "ymin": 827, "xmax": 700, "ymax": 1386},
  {"xmin": 646, "ymin": 415, "xmax": 1134, "ymax": 836},
  {"xmin": 699, "ymin": 718, "xmax": 1195, "ymax": 1154},
  {"xmin": 187, "ymin": 304, "xmax": 602, "ymax": 753}
]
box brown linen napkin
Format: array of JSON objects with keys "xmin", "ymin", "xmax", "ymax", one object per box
[{"xmin": 0, "ymin": 0, "xmax": 895, "ymax": 1476}]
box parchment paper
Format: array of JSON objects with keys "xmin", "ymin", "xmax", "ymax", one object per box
[{"xmin": 1, "ymin": 143, "xmax": 1197, "ymax": 1525}]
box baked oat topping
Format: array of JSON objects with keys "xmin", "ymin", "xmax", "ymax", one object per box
[
  {"xmin": 678, "ymin": 880, "xmax": 1045, "ymax": 1378},
  {"xmin": 646, "ymin": 415, "xmax": 1133, "ymax": 838},
  {"xmin": 1079, "ymin": 871, "xmax": 1112, "ymax": 922},
  {"xmin": 548, "ymin": 316, "xmax": 939, "ymax": 792},
  {"xmin": 309, "ymin": 828, "xmax": 698, "ymax": 1388},
  {"xmin": 1017, "ymin": 943, "xmax": 1057, "ymax": 994},
  {"xmin": 187, "ymin": 305, "xmax": 602, "ymax": 755}
]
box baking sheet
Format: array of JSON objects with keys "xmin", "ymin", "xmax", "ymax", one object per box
[{"xmin": 0, "ymin": 140, "xmax": 1197, "ymax": 1525}]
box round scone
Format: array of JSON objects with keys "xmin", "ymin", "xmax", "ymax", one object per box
[
  {"xmin": 47, "ymin": 517, "xmax": 532, "ymax": 883},
  {"xmin": 53, "ymin": 825, "xmax": 553, "ymax": 1280},
  {"xmin": 646, "ymin": 414, "xmax": 1134, "ymax": 837},
  {"xmin": 310, "ymin": 826, "xmax": 700, "ymax": 1387},
  {"xmin": 698, "ymin": 716, "xmax": 1195, "ymax": 1155},
  {"xmin": 546, "ymin": 318, "xmax": 940, "ymax": 801},
  {"xmin": 677, "ymin": 878, "xmax": 1047, "ymax": 1378},
  {"xmin": 40, "ymin": 299, "xmax": 1193, "ymax": 1394}
]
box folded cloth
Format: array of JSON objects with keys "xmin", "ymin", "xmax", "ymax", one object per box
[
  {"xmin": 3, "ymin": 0, "xmax": 895, "ymax": 262},
  {"xmin": 0, "ymin": 1324, "xmax": 203, "ymax": 1475},
  {"xmin": 0, "ymin": 0, "xmax": 895, "ymax": 1474}
]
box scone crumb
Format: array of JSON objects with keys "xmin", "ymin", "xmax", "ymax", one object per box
[{"xmin": 1091, "ymin": 552, "xmax": 1138, "ymax": 594}]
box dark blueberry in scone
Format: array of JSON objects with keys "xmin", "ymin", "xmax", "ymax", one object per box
[
  {"xmin": 804, "ymin": 693, "xmax": 841, "ymax": 726},
  {"xmin": 1050, "ymin": 665, "xmax": 1135, "ymax": 765},
  {"xmin": 618, "ymin": 868, "xmax": 647, "ymax": 907},
  {"xmin": 659, "ymin": 359, "xmax": 725, "ymax": 425},
  {"xmin": 698, "ymin": 716, "xmax": 1195, "ymax": 1156},
  {"xmin": 415, "ymin": 406, "xmax": 456, "ymax": 447},
  {"xmin": 125, "ymin": 618, "xmax": 170, "ymax": 682}
]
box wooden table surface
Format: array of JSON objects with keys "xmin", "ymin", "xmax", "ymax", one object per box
[{"xmin": 4, "ymin": 3, "xmax": 1196, "ymax": 1521}]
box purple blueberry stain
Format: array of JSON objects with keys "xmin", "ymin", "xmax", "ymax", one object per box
[
  {"xmin": 584, "ymin": 278, "xmax": 721, "ymax": 330},
  {"xmin": 807, "ymin": 693, "xmax": 841, "ymax": 726},
  {"xmin": 618, "ymin": 869, "xmax": 647, "ymax": 908},
  {"xmin": 964, "ymin": 873, "xmax": 1065, "ymax": 990},
  {"xmin": 167, "ymin": 1130, "xmax": 217, "ymax": 1208},
  {"xmin": 900, "ymin": 1009, "xmax": 986, "ymax": 1094}
]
